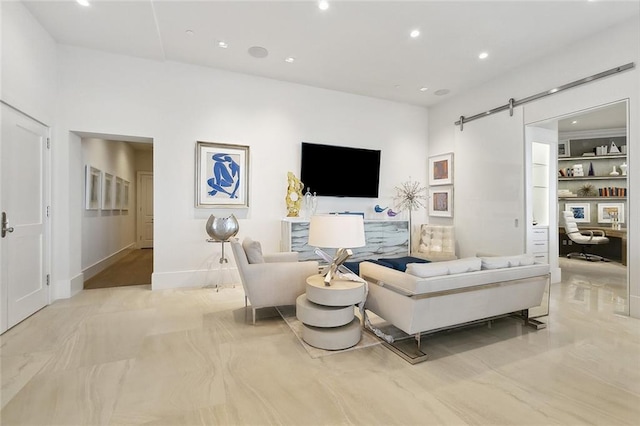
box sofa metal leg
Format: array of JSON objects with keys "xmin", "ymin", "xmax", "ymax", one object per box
[{"xmin": 514, "ymin": 309, "xmax": 547, "ymax": 330}]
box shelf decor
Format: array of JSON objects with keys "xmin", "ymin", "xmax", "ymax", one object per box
[
  {"xmin": 597, "ymin": 203, "xmax": 625, "ymax": 224},
  {"xmin": 565, "ymin": 202, "xmax": 590, "ymax": 223},
  {"xmin": 196, "ymin": 141, "xmax": 250, "ymax": 208},
  {"xmin": 558, "ymin": 140, "xmax": 570, "ymax": 158},
  {"xmin": 428, "ymin": 153, "xmax": 453, "ymax": 185}
]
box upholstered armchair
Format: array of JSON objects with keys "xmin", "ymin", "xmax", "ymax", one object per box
[
  {"xmin": 230, "ymin": 237, "xmax": 319, "ymax": 324},
  {"xmin": 414, "ymin": 224, "xmax": 457, "ymax": 261}
]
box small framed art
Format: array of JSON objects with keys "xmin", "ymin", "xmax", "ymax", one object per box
[
  {"xmin": 428, "ymin": 153, "xmax": 453, "ymax": 186},
  {"xmin": 558, "ymin": 140, "xmax": 570, "ymax": 158},
  {"xmin": 85, "ymin": 166, "xmax": 102, "ymax": 210},
  {"xmin": 565, "ymin": 202, "xmax": 590, "ymax": 223},
  {"xmin": 428, "ymin": 187, "xmax": 453, "ymax": 217},
  {"xmin": 597, "ymin": 202, "xmax": 624, "ymax": 224},
  {"xmin": 102, "ymin": 172, "xmax": 115, "ymax": 210}
]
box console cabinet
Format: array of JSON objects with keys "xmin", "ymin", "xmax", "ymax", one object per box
[{"xmin": 281, "ymin": 218, "xmax": 409, "ymax": 262}]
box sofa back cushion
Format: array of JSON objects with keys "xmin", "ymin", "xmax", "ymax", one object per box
[
  {"xmin": 406, "ymin": 257, "xmax": 481, "ymax": 278},
  {"xmin": 481, "ymin": 254, "xmax": 535, "ymax": 270}
]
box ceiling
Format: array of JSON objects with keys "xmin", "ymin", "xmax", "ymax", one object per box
[{"xmin": 22, "ymin": 0, "xmax": 639, "ymax": 112}]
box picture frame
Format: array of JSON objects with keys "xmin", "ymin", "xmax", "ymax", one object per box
[
  {"xmin": 122, "ymin": 180, "xmax": 130, "ymax": 211},
  {"xmin": 102, "ymin": 172, "xmax": 115, "ymax": 210},
  {"xmin": 565, "ymin": 202, "xmax": 590, "ymax": 223},
  {"xmin": 428, "ymin": 153, "xmax": 453, "ymax": 186},
  {"xmin": 558, "ymin": 140, "xmax": 570, "ymax": 158},
  {"xmin": 85, "ymin": 165, "xmax": 102, "ymax": 210},
  {"xmin": 597, "ymin": 202, "xmax": 624, "ymax": 224},
  {"xmin": 196, "ymin": 141, "xmax": 250, "ymax": 208},
  {"xmin": 428, "ymin": 187, "xmax": 453, "ymax": 217},
  {"xmin": 115, "ymin": 177, "xmax": 124, "ymax": 210}
]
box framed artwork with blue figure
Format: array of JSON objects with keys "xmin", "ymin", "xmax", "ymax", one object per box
[{"xmin": 196, "ymin": 141, "xmax": 250, "ymax": 208}]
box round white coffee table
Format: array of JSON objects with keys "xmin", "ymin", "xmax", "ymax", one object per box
[{"xmin": 296, "ymin": 274, "xmax": 365, "ymax": 350}]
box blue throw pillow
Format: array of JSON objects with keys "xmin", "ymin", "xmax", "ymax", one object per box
[{"xmin": 377, "ymin": 256, "xmax": 430, "ymax": 272}]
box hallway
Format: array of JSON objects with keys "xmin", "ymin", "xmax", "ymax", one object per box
[{"xmin": 84, "ymin": 249, "xmax": 153, "ymax": 290}]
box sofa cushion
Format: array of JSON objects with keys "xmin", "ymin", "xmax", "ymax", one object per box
[
  {"xmin": 378, "ymin": 256, "xmax": 430, "ymax": 272},
  {"xmin": 480, "ymin": 254, "xmax": 536, "ymax": 270},
  {"xmin": 506, "ymin": 254, "xmax": 535, "ymax": 267},
  {"xmin": 242, "ymin": 238, "xmax": 264, "ymax": 264},
  {"xmin": 405, "ymin": 262, "xmax": 449, "ymax": 278},
  {"xmin": 445, "ymin": 257, "xmax": 482, "ymax": 274},
  {"xmin": 480, "ymin": 256, "xmax": 510, "ymax": 270}
]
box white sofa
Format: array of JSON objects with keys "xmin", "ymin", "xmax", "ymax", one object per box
[{"xmin": 360, "ymin": 255, "xmax": 550, "ymax": 349}]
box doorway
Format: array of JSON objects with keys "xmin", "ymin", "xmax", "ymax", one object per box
[
  {"xmin": 528, "ymin": 100, "xmax": 629, "ymax": 315},
  {"xmin": 79, "ymin": 135, "xmax": 154, "ymax": 290}
]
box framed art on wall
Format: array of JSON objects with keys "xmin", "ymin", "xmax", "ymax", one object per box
[
  {"xmin": 115, "ymin": 177, "xmax": 124, "ymax": 210},
  {"xmin": 122, "ymin": 180, "xmax": 130, "ymax": 211},
  {"xmin": 85, "ymin": 166, "xmax": 102, "ymax": 210},
  {"xmin": 196, "ymin": 141, "xmax": 250, "ymax": 208},
  {"xmin": 102, "ymin": 172, "xmax": 114, "ymax": 210},
  {"xmin": 428, "ymin": 187, "xmax": 453, "ymax": 217},
  {"xmin": 428, "ymin": 153, "xmax": 453, "ymax": 185},
  {"xmin": 597, "ymin": 202, "xmax": 624, "ymax": 223},
  {"xmin": 565, "ymin": 202, "xmax": 590, "ymax": 223}
]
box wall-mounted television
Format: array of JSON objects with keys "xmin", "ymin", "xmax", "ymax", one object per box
[{"xmin": 300, "ymin": 142, "xmax": 381, "ymax": 198}]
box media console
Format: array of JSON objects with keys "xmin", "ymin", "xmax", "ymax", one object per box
[{"xmin": 280, "ymin": 218, "xmax": 409, "ymax": 262}]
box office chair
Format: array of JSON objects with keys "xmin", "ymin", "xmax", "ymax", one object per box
[{"xmin": 560, "ymin": 210, "xmax": 610, "ymax": 262}]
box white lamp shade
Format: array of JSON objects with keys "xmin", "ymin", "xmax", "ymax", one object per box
[{"xmin": 308, "ymin": 214, "xmax": 366, "ymax": 248}]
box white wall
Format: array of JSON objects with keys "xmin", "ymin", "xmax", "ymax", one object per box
[
  {"xmin": 81, "ymin": 139, "xmax": 137, "ymax": 278},
  {"xmin": 54, "ymin": 47, "xmax": 429, "ymax": 291},
  {"xmin": 428, "ymin": 16, "xmax": 640, "ymax": 318},
  {"xmin": 0, "ymin": 1, "xmax": 57, "ymax": 125}
]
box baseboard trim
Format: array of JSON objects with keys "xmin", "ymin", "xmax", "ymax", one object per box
[
  {"xmin": 82, "ymin": 243, "xmax": 136, "ymax": 280},
  {"xmin": 152, "ymin": 267, "xmax": 239, "ymax": 290}
]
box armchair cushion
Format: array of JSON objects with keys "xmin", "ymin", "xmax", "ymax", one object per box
[{"xmin": 242, "ymin": 237, "xmax": 264, "ymax": 264}]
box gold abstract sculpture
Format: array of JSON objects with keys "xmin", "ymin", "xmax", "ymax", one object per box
[{"xmin": 286, "ymin": 171, "xmax": 304, "ymax": 217}]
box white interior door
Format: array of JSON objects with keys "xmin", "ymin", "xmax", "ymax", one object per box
[
  {"xmin": 137, "ymin": 171, "xmax": 154, "ymax": 248},
  {"xmin": 1, "ymin": 104, "xmax": 50, "ymax": 333},
  {"xmin": 453, "ymin": 108, "xmax": 526, "ymax": 257}
]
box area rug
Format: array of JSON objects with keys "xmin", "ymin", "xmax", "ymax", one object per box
[{"xmin": 276, "ymin": 305, "xmax": 381, "ymax": 359}]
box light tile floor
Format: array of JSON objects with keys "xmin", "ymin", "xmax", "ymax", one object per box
[{"xmin": 1, "ymin": 258, "xmax": 638, "ymax": 425}]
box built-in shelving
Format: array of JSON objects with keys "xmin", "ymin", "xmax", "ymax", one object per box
[{"xmin": 559, "ymin": 176, "xmax": 626, "ymax": 181}]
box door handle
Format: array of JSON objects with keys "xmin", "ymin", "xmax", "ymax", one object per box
[{"xmin": 2, "ymin": 212, "xmax": 14, "ymax": 238}]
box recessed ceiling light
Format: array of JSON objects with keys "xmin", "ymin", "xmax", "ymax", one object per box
[
  {"xmin": 76, "ymin": 0, "xmax": 90, "ymax": 6},
  {"xmin": 478, "ymin": 52, "xmax": 489, "ymax": 59},
  {"xmin": 185, "ymin": 30, "xmax": 194, "ymax": 36},
  {"xmin": 434, "ymin": 89, "xmax": 450, "ymax": 96},
  {"xmin": 218, "ymin": 41, "xmax": 228, "ymax": 49},
  {"xmin": 419, "ymin": 87, "xmax": 428, "ymax": 92},
  {"xmin": 285, "ymin": 57, "xmax": 295, "ymax": 63},
  {"xmin": 410, "ymin": 29, "xmax": 420, "ymax": 38},
  {"xmin": 572, "ymin": 120, "xmax": 578, "ymax": 124},
  {"xmin": 248, "ymin": 46, "xmax": 269, "ymax": 58},
  {"xmin": 318, "ymin": 1, "xmax": 329, "ymax": 11}
]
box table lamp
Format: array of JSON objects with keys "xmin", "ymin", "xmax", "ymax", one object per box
[{"xmin": 308, "ymin": 214, "xmax": 366, "ymax": 286}]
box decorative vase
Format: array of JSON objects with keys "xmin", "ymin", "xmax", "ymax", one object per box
[
  {"xmin": 588, "ymin": 162, "xmax": 594, "ymax": 176},
  {"xmin": 206, "ymin": 214, "xmax": 240, "ymax": 241},
  {"xmin": 609, "ymin": 165, "xmax": 619, "ymax": 176},
  {"xmin": 620, "ymin": 162, "xmax": 627, "ymax": 176}
]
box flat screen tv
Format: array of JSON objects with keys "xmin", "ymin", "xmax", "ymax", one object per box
[{"xmin": 300, "ymin": 142, "xmax": 381, "ymax": 198}]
